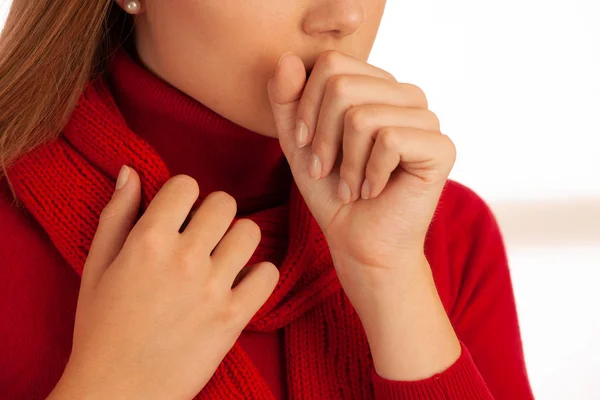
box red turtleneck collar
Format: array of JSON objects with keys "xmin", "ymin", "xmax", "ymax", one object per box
[{"xmin": 105, "ymin": 46, "xmax": 293, "ymax": 216}]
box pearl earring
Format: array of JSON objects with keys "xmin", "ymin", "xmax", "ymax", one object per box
[{"xmin": 124, "ymin": 0, "xmax": 141, "ymax": 14}]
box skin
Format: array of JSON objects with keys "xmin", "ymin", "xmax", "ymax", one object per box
[
  {"xmin": 129, "ymin": 0, "xmax": 385, "ymax": 139},
  {"xmin": 49, "ymin": 1, "xmax": 463, "ymax": 397},
  {"xmin": 128, "ymin": 0, "xmax": 461, "ymax": 381}
]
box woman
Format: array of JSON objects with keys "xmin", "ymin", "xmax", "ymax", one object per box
[{"xmin": 0, "ymin": 0, "xmax": 535, "ymax": 399}]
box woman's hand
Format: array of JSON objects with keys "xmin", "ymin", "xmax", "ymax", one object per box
[
  {"xmin": 267, "ymin": 50, "xmax": 454, "ymax": 304},
  {"xmin": 267, "ymin": 51, "xmax": 460, "ymax": 380},
  {"xmin": 48, "ymin": 167, "xmax": 279, "ymax": 399}
]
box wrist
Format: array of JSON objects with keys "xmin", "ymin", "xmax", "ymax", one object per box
[
  {"xmin": 352, "ymin": 259, "xmax": 461, "ymax": 381},
  {"xmin": 339, "ymin": 253, "xmax": 430, "ymax": 321}
]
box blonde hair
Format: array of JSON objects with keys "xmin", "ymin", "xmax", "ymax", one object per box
[{"xmin": 0, "ymin": 0, "xmax": 134, "ymax": 201}]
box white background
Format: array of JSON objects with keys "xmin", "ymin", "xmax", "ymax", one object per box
[
  {"xmin": 2, "ymin": 1, "xmax": 600, "ymax": 399},
  {"xmin": 369, "ymin": 2, "xmax": 600, "ymax": 399}
]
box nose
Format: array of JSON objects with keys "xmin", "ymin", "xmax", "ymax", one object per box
[{"xmin": 303, "ymin": 0, "xmax": 365, "ymax": 39}]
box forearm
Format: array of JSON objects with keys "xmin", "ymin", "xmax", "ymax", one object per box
[{"xmin": 347, "ymin": 257, "xmax": 461, "ymax": 381}]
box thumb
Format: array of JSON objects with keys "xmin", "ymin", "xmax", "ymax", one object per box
[
  {"xmin": 81, "ymin": 165, "xmax": 141, "ymax": 293},
  {"xmin": 267, "ymin": 52, "xmax": 307, "ymax": 167},
  {"xmin": 267, "ymin": 52, "xmax": 339, "ymax": 224}
]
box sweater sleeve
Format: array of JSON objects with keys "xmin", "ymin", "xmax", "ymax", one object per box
[
  {"xmin": 371, "ymin": 342, "xmax": 491, "ymax": 399},
  {"xmin": 370, "ymin": 183, "xmax": 535, "ymax": 400}
]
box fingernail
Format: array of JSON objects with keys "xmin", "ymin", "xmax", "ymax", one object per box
[
  {"xmin": 276, "ymin": 52, "xmax": 294, "ymax": 78},
  {"xmin": 296, "ymin": 120, "xmax": 308, "ymax": 147},
  {"xmin": 278, "ymin": 52, "xmax": 294, "ymax": 67},
  {"xmin": 338, "ymin": 179, "xmax": 351, "ymax": 204},
  {"xmin": 361, "ymin": 179, "xmax": 371, "ymax": 199},
  {"xmin": 116, "ymin": 165, "xmax": 130, "ymax": 190},
  {"xmin": 309, "ymin": 153, "xmax": 322, "ymax": 179}
]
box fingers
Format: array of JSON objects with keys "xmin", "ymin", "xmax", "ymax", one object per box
[
  {"xmin": 181, "ymin": 191, "xmax": 238, "ymax": 255},
  {"xmin": 267, "ymin": 52, "xmax": 308, "ymax": 168},
  {"xmin": 82, "ymin": 165, "xmax": 141, "ymax": 292},
  {"xmin": 267, "ymin": 51, "xmax": 337, "ymax": 209},
  {"xmin": 339, "ymin": 105, "xmax": 441, "ymax": 203},
  {"xmin": 364, "ymin": 127, "xmax": 456, "ymax": 199},
  {"xmin": 309, "ymin": 74, "xmax": 428, "ymax": 180},
  {"xmin": 136, "ymin": 174, "xmax": 200, "ymax": 233},
  {"xmin": 230, "ymin": 261, "xmax": 279, "ymax": 324},
  {"xmin": 296, "ymin": 50, "xmax": 397, "ymax": 149},
  {"xmin": 210, "ymin": 218, "xmax": 262, "ymax": 283}
]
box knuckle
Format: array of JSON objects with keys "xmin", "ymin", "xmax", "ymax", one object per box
[
  {"xmin": 443, "ymin": 134, "xmax": 457, "ymax": 163},
  {"xmin": 222, "ymin": 301, "xmax": 247, "ymax": 327},
  {"xmin": 345, "ymin": 107, "xmax": 372, "ymax": 133},
  {"xmin": 384, "ymin": 70, "xmax": 397, "ymax": 82},
  {"xmin": 405, "ymin": 83, "xmax": 429, "ymax": 108},
  {"xmin": 198, "ymin": 277, "xmax": 227, "ymax": 311},
  {"xmin": 170, "ymin": 174, "xmax": 200, "ymax": 196},
  {"xmin": 235, "ymin": 219, "xmax": 261, "ymax": 243},
  {"xmin": 378, "ymin": 128, "xmax": 398, "ymax": 151},
  {"xmin": 327, "ymin": 74, "xmax": 351, "ymax": 98},
  {"xmin": 176, "ymin": 248, "xmax": 199, "ymax": 273},
  {"xmin": 203, "ymin": 275, "xmax": 223, "ymax": 298},
  {"xmin": 426, "ymin": 110, "xmax": 441, "ymax": 131},
  {"xmin": 264, "ymin": 263, "xmax": 280, "ymax": 286},
  {"xmin": 137, "ymin": 226, "xmax": 165, "ymax": 249},
  {"xmin": 99, "ymin": 200, "xmax": 119, "ymax": 222},
  {"xmin": 316, "ymin": 50, "xmax": 342, "ymax": 74},
  {"xmin": 209, "ymin": 191, "xmax": 237, "ymax": 214}
]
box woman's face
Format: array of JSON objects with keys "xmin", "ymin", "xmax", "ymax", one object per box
[{"xmin": 117, "ymin": 0, "xmax": 387, "ymax": 138}]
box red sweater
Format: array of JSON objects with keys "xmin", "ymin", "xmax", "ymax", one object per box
[{"xmin": 0, "ymin": 46, "xmax": 534, "ymax": 399}]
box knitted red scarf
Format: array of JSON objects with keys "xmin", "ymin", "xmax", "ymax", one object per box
[{"xmin": 6, "ymin": 60, "xmax": 377, "ymax": 398}]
